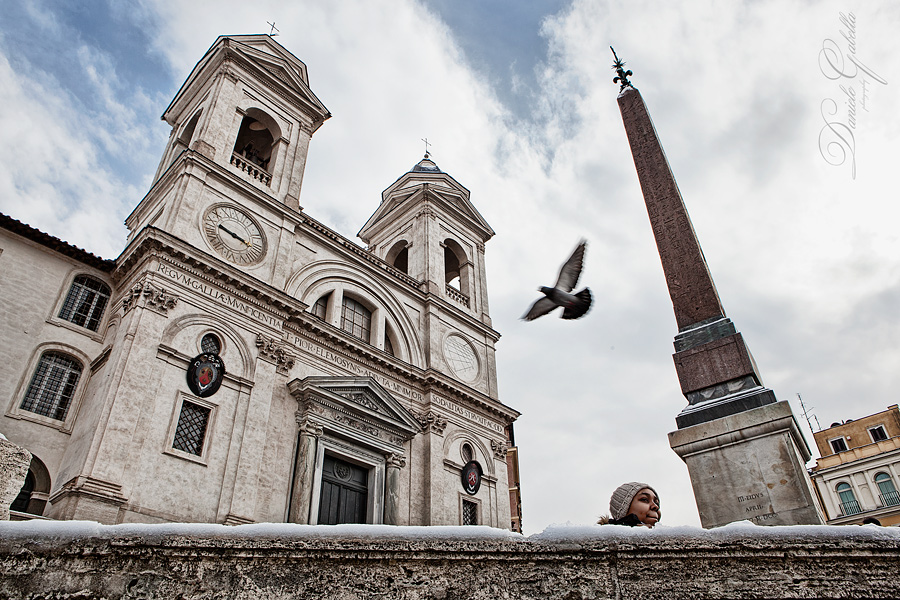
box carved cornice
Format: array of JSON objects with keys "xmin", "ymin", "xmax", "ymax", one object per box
[
  {"xmin": 121, "ymin": 277, "xmax": 179, "ymax": 315},
  {"xmin": 298, "ymin": 214, "xmax": 421, "ymax": 288},
  {"xmin": 413, "ymin": 410, "xmax": 448, "ymax": 435},
  {"xmin": 256, "ymin": 333, "xmax": 296, "ymax": 375}
]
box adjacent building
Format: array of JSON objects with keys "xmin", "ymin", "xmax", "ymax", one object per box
[
  {"xmin": 810, "ymin": 405, "xmax": 900, "ymax": 526},
  {"xmin": 2, "ymin": 34, "xmax": 521, "ymax": 529}
]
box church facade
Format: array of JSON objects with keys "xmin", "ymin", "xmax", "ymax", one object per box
[{"xmin": 1, "ymin": 35, "xmax": 521, "ymax": 529}]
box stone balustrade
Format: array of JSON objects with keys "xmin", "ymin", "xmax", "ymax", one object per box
[
  {"xmin": 230, "ymin": 152, "xmax": 272, "ymax": 186},
  {"xmin": 446, "ymin": 284, "xmax": 470, "ymax": 307},
  {"xmin": 2, "ymin": 520, "xmax": 900, "ymax": 598}
]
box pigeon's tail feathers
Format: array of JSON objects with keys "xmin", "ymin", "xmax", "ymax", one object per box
[{"xmin": 561, "ymin": 288, "xmax": 592, "ymax": 320}]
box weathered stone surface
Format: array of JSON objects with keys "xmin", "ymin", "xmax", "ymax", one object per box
[
  {"xmin": 670, "ymin": 402, "xmax": 823, "ymax": 527},
  {"xmin": 2, "ymin": 521, "xmax": 900, "ymax": 599},
  {"xmin": 617, "ymin": 86, "xmax": 725, "ymax": 331},
  {"xmin": 0, "ymin": 436, "xmax": 30, "ymax": 521}
]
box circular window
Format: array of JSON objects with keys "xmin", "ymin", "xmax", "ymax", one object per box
[
  {"xmin": 461, "ymin": 443, "xmax": 474, "ymax": 464},
  {"xmin": 201, "ymin": 333, "xmax": 221, "ymax": 355},
  {"xmin": 443, "ymin": 335, "xmax": 479, "ymax": 382}
]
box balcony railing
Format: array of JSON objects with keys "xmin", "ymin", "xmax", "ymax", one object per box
[
  {"xmin": 230, "ymin": 153, "xmax": 272, "ymax": 186},
  {"xmin": 839, "ymin": 500, "xmax": 862, "ymax": 516},
  {"xmin": 879, "ymin": 490, "xmax": 900, "ymax": 507},
  {"xmin": 446, "ymin": 284, "xmax": 470, "ymax": 308}
]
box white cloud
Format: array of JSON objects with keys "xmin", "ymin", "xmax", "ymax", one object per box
[{"xmin": 3, "ymin": 0, "xmax": 900, "ymax": 533}]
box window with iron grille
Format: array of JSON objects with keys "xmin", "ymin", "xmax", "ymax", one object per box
[
  {"xmin": 20, "ymin": 352, "xmax": 82, "ymax": 421},
  {"xmin": 58, "ymin": 275, "xmax": 110, "ymax": 332},
  {"xmin": 312, "ymin": 294, "xmax": 329, "ymax": 320},
  {"xmin": 341, "ymin": 296, "xmax": 371, "ymax": 342},
  {"xmin": 172, "ymin": 401, "xmax": 211, "ymax": 456},
  {"xmin": 462, "ymin": 499, "xmax": 478, "ymax": 525},
  {"xmin": 201, "ymin": 333, "xmax": 221, "ymax": 355}
]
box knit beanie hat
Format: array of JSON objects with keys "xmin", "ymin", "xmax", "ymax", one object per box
[{"xmin": 609, "ymin": 482, "xmax": 657, "ymax": 520}]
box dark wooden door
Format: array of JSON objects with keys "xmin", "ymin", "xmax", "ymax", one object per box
[{"xmin": 318, "ymin": 454, "xmax": 368, "ymax": 525}]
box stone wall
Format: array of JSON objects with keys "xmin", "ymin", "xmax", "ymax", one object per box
[
  {"xmin": 0, "ymin": 436, "xmax": 30, "ymax": 521},
  {"xmin": 2, "ymin": 521, "xmax": 900, "ymax": 599}
]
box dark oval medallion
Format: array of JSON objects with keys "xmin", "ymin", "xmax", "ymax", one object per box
[
  {"xmin": 187, "ymin": 353, "xmax": 226, "ymax": 397},
  {"xmin": 461, "ymin": 460, "xmax": 482, "ymax": 495}
]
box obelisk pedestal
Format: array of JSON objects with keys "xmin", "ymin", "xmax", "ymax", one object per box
[{"xmin": 614, "ymin": 64, "xmax": 823, "ymax": 527}]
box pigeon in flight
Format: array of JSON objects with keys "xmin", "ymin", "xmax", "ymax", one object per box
[{"xmin": 522, "ymin": 241, "xmax": 592, "ymax": 321}]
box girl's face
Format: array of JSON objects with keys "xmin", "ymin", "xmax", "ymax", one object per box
[{"xmin": 628, "ymin": 488, "xmax": 661, "ymax": 527}]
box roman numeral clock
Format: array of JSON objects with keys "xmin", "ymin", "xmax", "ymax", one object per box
[{"xmin": 202, "ymin": 204, "xmax": 267, "ymax": 265}]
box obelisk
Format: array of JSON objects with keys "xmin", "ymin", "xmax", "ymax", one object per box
[{"xmin": 612, "ymin": 49, "xmax": 823, "ymax": 527}]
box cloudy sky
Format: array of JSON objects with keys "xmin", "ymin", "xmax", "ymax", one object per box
[{"xmin": 1, "ymin": 0, "xmax": 897, "ymax": 533}]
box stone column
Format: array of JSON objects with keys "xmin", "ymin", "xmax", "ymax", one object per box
[
  {"xmin": 1, "ymin": 436, "xmax": 31, "ymax": 520},
  {"xmin": 384, "ymin": 453, "xmax": 406, "ymax": 526},
  {"xmin": 289, "ymin": 419, "xmax": 322, "ymax": 524}
]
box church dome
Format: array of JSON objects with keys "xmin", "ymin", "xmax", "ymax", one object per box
[{"xmin": 411, "ymin": 154, "xmax": 442, "ymax": 173}]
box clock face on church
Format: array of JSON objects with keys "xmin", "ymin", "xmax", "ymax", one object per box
[{"xmin": 202, "ymin": 204, "xmax": 267, "ymax": 265}]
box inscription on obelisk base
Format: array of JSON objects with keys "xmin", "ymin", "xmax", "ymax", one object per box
[
  {"xmin": 668, "ymin": 402, "xmax": 823, "ymax": 528},
  {"xmin": 615, "ymin": 74, "xmax": 824, "ymax": 527}
]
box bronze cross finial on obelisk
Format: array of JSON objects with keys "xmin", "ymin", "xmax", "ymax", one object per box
[{"xmin": 612, "ymin": 49, "xmax": 823, "ymax": 528}]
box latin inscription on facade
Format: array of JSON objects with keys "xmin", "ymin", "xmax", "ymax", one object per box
[
  {"xmin": 157, "ymin": 263, "xmax": 282, "ymax": 327},
  {"xmin": 289, "ymin": 335, "xmax": 424, "ymax": 403},
  {"xmin": 431, "ymin": 395, "xmax": 504, "ymax": 434}
]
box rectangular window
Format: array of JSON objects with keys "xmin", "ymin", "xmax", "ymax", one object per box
[
  {"xmin": 869, "ymin": 425, "xmax": 888, "ymax": 442},
  {"xmin": 462, "ymin": 499, "xmax": 478, "ymax": 526},
  {"xmin": 829, "ymin": 437, "xmax": 848, "ymax": 454},
  {"xmin": 172, "ymin": 400, "xmax": 211, "ymax": 456}
]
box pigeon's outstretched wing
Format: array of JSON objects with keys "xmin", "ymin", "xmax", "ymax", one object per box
[
  {"xmin": 522, "ymin": 297, "xmax": 557, "ymax": 321},
  {"xmin": 555, "ymin": 241, "xmax": 586, "ymax": 293}
]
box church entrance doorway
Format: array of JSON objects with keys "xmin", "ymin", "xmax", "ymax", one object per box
[{"xmin": 317, "ymin": 454, "xmax": 368, "ymax": 525}]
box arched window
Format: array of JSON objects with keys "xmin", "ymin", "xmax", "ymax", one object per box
[
  {"xmin": 232, "ymin": 113, "xmax": 277, "ymax": 172},
  {"xmin": 444, "ymin": 244, "xmax": 462, "ymax": 288},
  {"xmin": 386, "ymin": 240, "xmax": 409, "ymax": 274},
  {"xmin": 341, "ymin": 296, "xmax": 371, "ymax": 343},
  {"xmin": 836, "ymin": 482, "xmax": 861, "ymax": 516},
  {"xmin": 59, "ymin": 275, "xmax": 110, "ymax": 332},
  {"xmin": 312, "ymin": 293, "xmax": 330, "ymax": 320},
  {"xmin": 875, "ymin": 473, "xmax": 900, "ymax": 507},
  {"xmin": 177, "ymin": 110, "xmax": 202, "ymax": 150},
  {"xmin": 20, "ymin": 352, "xmax": 82, "ymax": 421}
]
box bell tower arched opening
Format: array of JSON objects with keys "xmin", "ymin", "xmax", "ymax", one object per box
[
  {"xmin": 443, "ymin": 239, "xmax": 470, "ymax": 294},
  {"xmin": 177, "ymin": 110, "xmax": 202, "ymax": 152},
  {"xmin": 386, "ymin": 240, "xmax": 409, "ymax": 274},
  {"xmin": 233, "ymin": 114, "xmax": 277, "ymax": 172}
]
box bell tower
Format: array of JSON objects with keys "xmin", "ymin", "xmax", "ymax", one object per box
[
  {"xmin": 124, "ymin": 35, "xmax": 330, "ymax": 288},
  {"xmin": 358, "ymin": 154, "xmax": 495, "ymax": 327}
]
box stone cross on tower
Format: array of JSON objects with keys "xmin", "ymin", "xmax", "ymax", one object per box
[{"xmin": 614, "ymin": 53, "xmax": 823, "ymax": 528}]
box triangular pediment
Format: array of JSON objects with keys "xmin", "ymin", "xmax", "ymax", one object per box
[
  {"xmin": 288, "ymin": 376, "xmax": 422, "ymax": 444},
  {"xmin": 359, "ymin": 173, "xmax": 494, "ymax": 243},
  {"xmin": 163, "ymin": 35, "xmax": 329, "ymax": 125}
]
